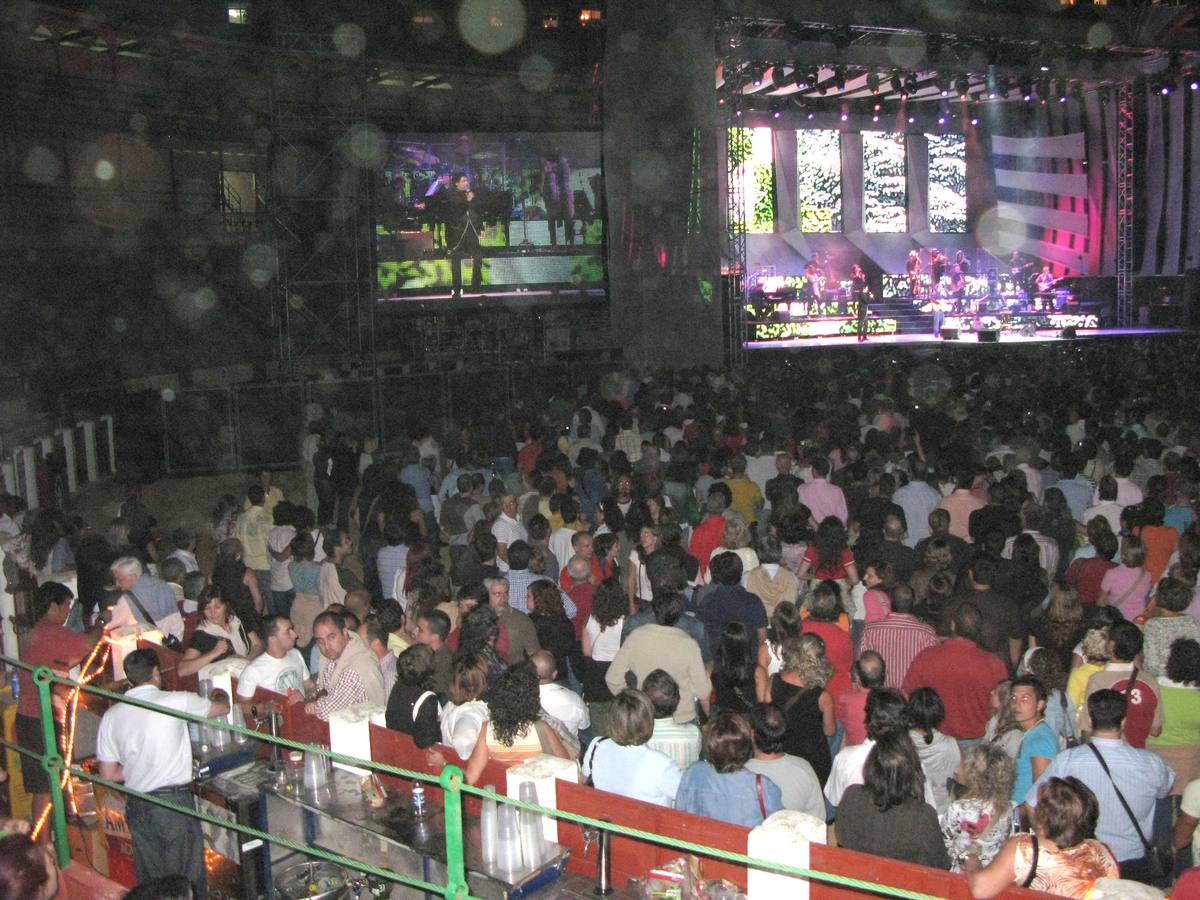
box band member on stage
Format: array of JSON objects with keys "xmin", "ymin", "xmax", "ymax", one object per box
[
  {"xmin": 930, "ymin": 247, "xmax": 948, "ymax": 286},
  {"xmin": 1034, "ymin": 265, "xmax": 1056, "ymax": 310},
  {"xmin": 954, "ymin": 249, "xmax": 972, "ymax": 276},
  {"xmin": 446, "ymin": 172, "xmax": 484, "ymax": 298},
  {"xmin": 906, "ymin": 249, "xmax": 922, "ymax": 298},
  {"xmin": 540, "ymin": 149, "xmax": 574, "ymax": 246},
  {"xmin": 949, "ymin": 265, "xmax": 967, "ymax": 313},
  {"xmin": 805, "ymin": 254, "xmax": 826, "ymax": 306},
  {"xmin": 851, "ymin": 264, "xmax": 869, "ymax": 342}
]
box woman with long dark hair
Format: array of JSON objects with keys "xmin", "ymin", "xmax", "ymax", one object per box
[
  {"xmin": 796, "ymin": 516, "xmax": 858, "ymax": 589},
  {"xmin": 212, "ymin": 537, "xmax": 263, "ymax": 629},
  {"xmin": 713, "ymin": 622, "xmax": 757, "ymax": 716}
]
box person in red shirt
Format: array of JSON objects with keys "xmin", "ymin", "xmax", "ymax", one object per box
[
  {"xmin": 14, "ymin": 582, "xmax": 100, "ymax": 823},
  {"xmin": 836, "ymin": 651, "xmax": 885, "ymax": 746},
  {"xmin": 801, "ymin": 582, "xmax": 854, "ymax": 699},
  {"xmin": 902, "ymin": 602, "xmax": 1007, "ymax": 741},
  {"xmin": 689, "ymin": 490, "xmax": 729, "ymax": 581},
  {"xmin": 1066, "ymin": 529, "xmax": 1118, "ymax": 605}
]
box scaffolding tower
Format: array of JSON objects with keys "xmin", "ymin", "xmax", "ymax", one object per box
[{"xmin": 1115, "ymin": 82, "xmax": 1135, "ymax": 328}]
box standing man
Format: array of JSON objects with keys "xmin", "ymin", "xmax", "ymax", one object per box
[
  {"xmin": 486, "ymin": 577, "xmax": 540, "ymax": 665},
  {"xmin": 491, "ymin": 494, "xmax": 527, "ymax": 565},
  {"xmin": 1027, "ymin": 690, "xmax": 1174, "ymax": 885},
  {"xmin": 412, "ymin": 609, "xmax": 453, "ymax": 700},
  {"xmin": 236, "ymin": 485, "xmax": 273, "ymax": 594},
  {"xmin": 445, "ymin": 172, "xmax": 483, "ymax": 298},
  {"xmin": 906, "ymin": 249, "xmax": 922, "ymax": 298},
  {"xmin": 1009, "ymin": 676, "xmax": 1059, "ymax": 807},
  {"xmin": 97, "ymin": 648, "xmax": 230, "ymax": 900},
  {"xmin": 796, "ymin": 457, "xmax": 848, "ymax": 527},
  {"xmin": 540, "ymin": 150, "xmax": 575, "ymax": 246},
  {"xmin": 851, "ymin": 264, "xmax": 869, "ymax": 342}
]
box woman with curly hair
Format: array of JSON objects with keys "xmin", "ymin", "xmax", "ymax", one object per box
[
  {"xmin": 940, "ymin": 743, "xmax": 1017, "ymax": 871},
  {"xmin": 428, "ymin": 661, "xmax": 572, "ymax": 785},
  {"xmin": 769, "ymin": 634, "xmax": 835, "ymax": 785}
]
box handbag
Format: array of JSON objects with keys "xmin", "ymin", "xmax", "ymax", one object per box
[
  {"xmin": 1086, "ymin": 743, "xmax": 1174, "ymax": 880},
  {"xmin": 122, "ymin": 589, "xmax": 184, "ymax": 652},
  {"xmin": 754, "ymin": 773, "xmax": 768, "ymax": 819}
]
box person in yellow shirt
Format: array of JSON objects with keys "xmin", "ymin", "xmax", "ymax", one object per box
[
  {"xmin": 1065, "ymin": 626, "xmax": 1110, "ymax": 730},
  {"xmin": 725, "ymin": 455, "xmax": 764, "ymax": 526}
]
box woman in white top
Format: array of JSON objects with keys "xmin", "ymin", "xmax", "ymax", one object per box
[
  {"xmin": 626, "ymin": 524, "xmax": 659, "ymax": 612},
  {"xmin": 755, "ymin": 602, "xmax": 801, "ymax": 697},
  {"xmin": 906, "ymin": 687, "xmax": 962, "ymax": 815},
  {"xmin": 582, "ymin": 578, "xmax": 627, "ymax": 705},
  {"xmin": 440, "ymin": 654, "xmax": 490, "ymax": 759},
  {"xmin": 178, "ymin": 587, "xmax": 262, "ymax": 677}
]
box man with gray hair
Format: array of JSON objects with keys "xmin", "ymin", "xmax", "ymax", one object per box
[
  {"xmin": 104, "ymin": 556, "xmax": 185, "ymax": 643},
  {"xmin": 563, "ymin": 554, "xmax": 596, "ymax": 641}
]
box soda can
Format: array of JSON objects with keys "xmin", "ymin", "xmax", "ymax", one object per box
[{"xmin": 411, "ymin": 784, "xmax": 426, "ymax": 816}]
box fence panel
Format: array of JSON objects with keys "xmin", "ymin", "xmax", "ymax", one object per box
[
  {"xmin": 446, "ymin": 368, "xmax": 509, "ymax": 430},
  {"xmin": 304, "ymin": 379, "xmax": 377, "ymax": 442},
  {"xmin": 234, "ymin": 383, "xmax": 304, "ymax": 469},
  {"xmin": 377, "ymin": 373, "xmax": 445, "ymax": 453},
  {"xmin": 162, "ymin": 388, "xmax": 235, "ymax": 473}
]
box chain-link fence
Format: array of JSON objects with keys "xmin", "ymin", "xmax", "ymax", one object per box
[{"xmin": 57, "ymin": 361, "xmax": 627, "ymax": 477}]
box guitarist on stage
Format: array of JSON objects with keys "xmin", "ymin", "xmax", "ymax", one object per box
[{"xmin": 906, "ymin": 249, "xmax": 922, "ymax": 299}]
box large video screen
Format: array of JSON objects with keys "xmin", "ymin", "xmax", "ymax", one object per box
[
  {"xmin": 374, "ymin": 132, "xmax": 605, "ymax": 300},
  {"xmin": 796, "ymin": 130, "xmax": 842, "ymax": 233},
  {"xmin": 729, "ymin": 127, "xmax": 775, "ymax": 234},
  {"xmin": 862, "ymin": 132, "xmax": 907, "ymax": 233},
  {"xmin": 927, "ymin": 134, "xmax": 967, "ymax": 233}
]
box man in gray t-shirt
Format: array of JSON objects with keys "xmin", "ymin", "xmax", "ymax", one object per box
[{"xmin": 745, "ymin": 704, "xmax": 826, "ymax": 820}]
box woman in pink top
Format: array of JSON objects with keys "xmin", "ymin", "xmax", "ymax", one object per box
[{"xmin": 1097, "ymin": 535, "xmax": 1152, "ymax": 621}]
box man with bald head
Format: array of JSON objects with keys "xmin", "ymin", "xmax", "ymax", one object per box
[
  {"xmin": 562, "ymin": 554, "xmax": 596, "ymax": 641},
  {"xmin": 532, "ymin": 649, "xmax": 589, "ymax": 741}
]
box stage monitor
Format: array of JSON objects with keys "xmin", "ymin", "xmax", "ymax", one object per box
[
  {"xmin": 862, "ymin": 131, "xmax": 907, "ymax": 233},
  {"xmin": 374, "ymin": 132, "xmax": 606, "ymax": 302}
]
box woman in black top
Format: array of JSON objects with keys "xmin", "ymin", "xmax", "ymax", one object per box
[
  {"xmin": 835, "ymin": 731, "xmax": 950, "ymax": 870},
  {"xmin": 385, "ymin": 644, "xmax": 441, "ymax": 749},
  {"xmin": 713, "ymin": 622, "xmax": 756, "ymax": 716},
  {"xmin": 770, "ymin": 634, "xmax": 834, "ymax": 785},
  {"xmin": 527, "ymin": 581, "xmax": 581, "ymax": 683}
]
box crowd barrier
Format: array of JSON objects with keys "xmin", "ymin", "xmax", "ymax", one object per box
[
  {"xmin": 0, "ymin": 646, "xmax": 1047, "ymax": 899},
  {"xmin": 0, "ymin": 414, "xmax": 115, "ymax": 509}
]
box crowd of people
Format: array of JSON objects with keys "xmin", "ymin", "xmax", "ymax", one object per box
[{"xmin": 5, "ymin": 337, "xmax": 1200, "ymax": 898}]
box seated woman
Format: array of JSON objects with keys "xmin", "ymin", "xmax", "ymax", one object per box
[
  {"xmin": 427, "ymin": 661, "xmax": 572, "ymax": 785},
  {"xmin": 712, "ymin": 621, "xmax": 757, "ymax": 716},
  {"xmin": 675, "ymin": 710, "xmax": 783, "ymax": 827},
  {"xmin": 178, "ymin": 586, "xmax": 262, "ymax": 677},
  {"xmin": 941, "ymin": 743, "xmax": 1017, "ymax": 872},
  {"xmin": 583, "ymin": 689, "xmax": 682, "ymax": 807},
  {"xmin": 835, "ymin": 730, "xmax": 950, "ymax": 870},
  {"xmin": 385, "ymin": 644, "xmax": 441, "ymax": 749},
  {"xmin": 440, "ymin": 654, "xmax": 490, "ymax": 759},
  {"xmin": 964, "ymin": 776, "xmax": 1118, "ymax": 898}
]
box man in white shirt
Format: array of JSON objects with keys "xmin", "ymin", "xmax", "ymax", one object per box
[
  {"xmin": 533, "ymin": 650, "xmax": 589, "ymax": 739},
  {"xmin": 165, "ymin": 528, "xmax": 199, "ymax": 573},
  {"xmin": 236, "ymin": 616, "xmax": 314, "ymax": 710},
  {"xmin": 360, "ymin": 617, "xmax": 398, "ymax": 698},
  {"xmin": 266, "ymin": 503, "xmax": 297, "ymax": 617},
  {"xmin": 491, "ymin": 494, "xmax": 528, "ymax": 564},
  {"xmin": 98, "ymin": 648, "xmax": 230, "ymax": 900}
]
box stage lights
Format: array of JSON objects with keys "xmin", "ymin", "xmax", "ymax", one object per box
[
  {"xmin": 1191, "ymin": 77, "xmax": 1199, "ymax": 91},
  {"xmin": 890, "ymin": 71, "xmax": 903, "ymax": 93},
  {"xmin": 867, "ymin": 71, "xmax": 880, "ymax": 94},
  {"xmin": 904, "ymin": 73, "xmax": 919, "ymax": 95},
  {"xmin": 834, "ymin": 65, "xmax": 847, "ymax": 92},
  {"xmin": 955, "ymin": 75, "xmax": 970, "ymax": 99}
]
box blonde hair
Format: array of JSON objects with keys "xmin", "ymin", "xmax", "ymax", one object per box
[
  {"xmin": 1079, "ymin": 627, "xmax": 1110, "ymax": 664},
  {"xmin": 722, "ymin": 516, "xmax": 752, "ymax": 550},
  {"xmin": 781, "ymin": 634, "xmax": 833, "ymax": 688}
]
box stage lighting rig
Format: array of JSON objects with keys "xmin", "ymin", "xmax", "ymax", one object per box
[
  {"xmin": 955, "ymin": 75, "xmax": 970, "ymax": 99},
  {"xmin": 834, "ymin": 66, "xmax": 847, "ymax": 92},
  {"xmin": 890, "ymin": 71, "xmax": 903, "ymax": 93},
  {"xmin": 904, "ymin": 73, "xmax": 919, "ymax": 95},
  {"xmin": 867, "ymin": 71, "xmax": 880, "ymax": 95}
]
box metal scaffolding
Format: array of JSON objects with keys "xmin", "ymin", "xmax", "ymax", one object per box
[
  {"xmin": 721, "ymin": 26, "xmax": 749, "ymax": 368},
  {"xmin": 267, "ymin": 33, "xmax": 374, "ymax": 374},
  {"xmin": 1115, "ymin": 82, "xmax": 1135, "ymax": 328}
]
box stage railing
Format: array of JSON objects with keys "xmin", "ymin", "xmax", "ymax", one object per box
[{"xmin": 2, "ymin": 655, "xmax": 967, "ymax": 900}]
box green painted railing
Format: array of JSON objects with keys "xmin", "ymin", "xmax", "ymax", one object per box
[{"xmin": 1, "ymin": 656, "xmax": 944, "ymax": 899}]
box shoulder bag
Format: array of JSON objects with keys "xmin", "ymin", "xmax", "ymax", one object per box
[
  {"xmin": 1086, "ymin": 742, "xmax": 1173, "ymax": 880},
  {"xmin": 122, "ymin": 589, "xmax": 183, "ymax": 652}
]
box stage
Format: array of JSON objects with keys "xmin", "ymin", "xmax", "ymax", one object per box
[{"xmin": 745, "ymin": 326, "xmax": 1186, "ymax": 350}]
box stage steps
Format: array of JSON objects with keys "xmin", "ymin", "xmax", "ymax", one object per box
[{"xmin": 869, "ymin": 298, "xmax": 934, "ymax": 334}]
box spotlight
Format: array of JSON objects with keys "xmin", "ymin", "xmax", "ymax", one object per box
[
  {"xmin": 873, "ymin": 103, "xmax": 881, "ymax": 111},
  {"xmin": 807, "ymin": 111, "xmax": 815, "ymax": 120},
  {"xmin": 872, "ymin": 114, "xmax": 880, "ymax": 122},
  {"xmin": 1160, "ymin": 80, "xmax": 1172, "ymax": 95},
  {"xmin": 890, "ymin": 71, "xmax": 903, "ymax": 93},
  {"xmin": 773, "ymin": 109, "xmax": 781, "ymax": 118},
  {"xmin": 970, "ymin": 117, "xmax": 979, "ymax": 125},
  {"xmin": 905, "ymin": 73, "xmax": 919, "ymax": 94},
  {"xmin": 938, "ymin": 116, "xmax": 946, "ymax": 124},
  {"xmin": 840, "ymin": 111, "xmax": 849, "ymax": 122},
  {"xmin": 1192, "ymin": 79, "xmax": 1199, "ymax": 91},
  {"xmin": 907, "ymin": 115, "xmax": 916, "ymax": 124},
  {"xmin": 955, "ymin": 75, "xmax": 970, "ymax": 98}
]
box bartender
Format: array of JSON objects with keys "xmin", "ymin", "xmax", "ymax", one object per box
[{"xmin": 97, "ymin": 648, "xmax": 230, "ymax": 900}]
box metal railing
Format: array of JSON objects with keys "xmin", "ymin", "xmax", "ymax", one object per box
[{"xmin": 0, "ymin": 655, "xmax": 947, "ymax": 899}]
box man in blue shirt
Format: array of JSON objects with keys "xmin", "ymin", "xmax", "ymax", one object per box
[
  {"xmin": 1011, "ymin": 676, "xmax": 1059, "ymax": 806},
  {"xmin": 1027, "ymin": 689, "xmax": 1174, "ymax": 885}
]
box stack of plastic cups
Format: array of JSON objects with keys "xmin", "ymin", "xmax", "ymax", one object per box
[
  {"xmin": 480, "ymin": 785, "xmax": 498, "ymax": 864},
  {"xmin": 517, "ymin": 782, "xmax": 546, "ymax": 868}
]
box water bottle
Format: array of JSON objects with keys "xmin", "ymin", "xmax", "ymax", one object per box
[{"xmin": 9, "ymin": 669, "xmax": 20, "ymax": 701}]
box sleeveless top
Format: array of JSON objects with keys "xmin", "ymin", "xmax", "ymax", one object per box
[
  {"xmin": 771, "ymin": 676, "xmax": 832, "ymax": 785},
  {"xmin": 485, "ymin": 720, "xmax": 544, "ymax": 766}
]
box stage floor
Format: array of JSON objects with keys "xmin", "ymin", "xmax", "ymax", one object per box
[{"xmin": 744, "ymin": 327, "xmax": 1187, "ymax": 350}]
